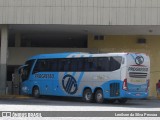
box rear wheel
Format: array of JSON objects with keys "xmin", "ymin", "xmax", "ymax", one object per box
[
  {"xmin": 95, "ymin": 89, "xmax": 104, "ymax": 103},
  {"xmin": 118, "ymin": 99, "xmax": 128, "ymax": 104},
  {"xmin": 32, "ymin": 86, "xmax": 40, "ymax": 98},
  {"xmin": 83, "ymin": 89, "xmax": 93, "ymax": 102}
]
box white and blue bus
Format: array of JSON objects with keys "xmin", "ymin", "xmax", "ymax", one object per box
[{"xmin": 19, "ymin": 52, "xmax": 150, "ymax": 103}]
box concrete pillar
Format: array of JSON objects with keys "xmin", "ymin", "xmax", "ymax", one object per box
[
  {"xmin": 15, "ymin": 33, "xmax": 21, "ymax": 47},
  {"xmin": 0, "ymin": 25, "xmax": 8, "ymax": 95}
]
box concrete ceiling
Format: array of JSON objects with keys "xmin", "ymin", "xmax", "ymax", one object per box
[
  {"xmin": 6, "ymin": 24, "xmax": 160, "ymax": 47},
  {"xmin": 9, "ymin": 24, "xmax": 160, "ymax": 35}
]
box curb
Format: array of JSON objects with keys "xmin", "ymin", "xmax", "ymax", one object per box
[
  {"xmin": 147, "ymin": 96, "xmax": 160, "ymax": 100},
  {"xmin": 0, "ymin": 95, "xmax": 32, "ymax": 99}
]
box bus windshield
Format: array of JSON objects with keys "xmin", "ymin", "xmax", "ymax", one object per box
[{"xmin": 20, "ymin": 60, "xmax": 35, "ymax": 81}]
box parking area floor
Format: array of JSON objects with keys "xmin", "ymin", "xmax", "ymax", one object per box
[{"xmin": 0, "ymin": 96, "xmax": 160, "ymax": 120}]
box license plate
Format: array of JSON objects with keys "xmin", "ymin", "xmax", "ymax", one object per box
[{"xmin": 136, "ymin": 93, "xmax": 140, "ymax": 96}]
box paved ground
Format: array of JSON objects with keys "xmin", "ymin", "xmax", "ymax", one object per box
[{"xmin": 0, "ymin": 96, "xmax": 160, "ymax": 120}]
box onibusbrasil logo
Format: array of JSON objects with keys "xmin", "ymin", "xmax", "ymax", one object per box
[
  {"xmin": 135, "ymin": 56, "xmax": 144, "ymax": 65},
  {"xmin": 62, "ymin": 74, "xmax": 78, "ymax": 95}
]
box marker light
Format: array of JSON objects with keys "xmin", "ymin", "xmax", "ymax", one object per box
[{"xmin": 123, "ymin": 78, "xmax": 128, "ymax": 91}]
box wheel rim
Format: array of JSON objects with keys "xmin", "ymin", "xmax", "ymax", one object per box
[
  {"xmin": 85, "ymin": 92, "xmax": 91, "ymax": 100},
  {"xmin": 96, "ymin": 93, "xmax": 102, "ymax": 102}
]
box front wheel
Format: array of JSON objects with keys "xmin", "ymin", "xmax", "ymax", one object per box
[
  {"xmin": 32, "ymin": 87, "xmax": 40, "ymax": 98},
  {"xmin": 95, "ymin": 89, "xmax": 104, "ymax": 103}
]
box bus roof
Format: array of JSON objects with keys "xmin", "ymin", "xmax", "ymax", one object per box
[
  {"xmin": 28, "ymin": 52, "xmax": 147, "ymax": 60},
  {"xmin": 28, "ymin": 52, "xmax": 89, "ymax": 60}
]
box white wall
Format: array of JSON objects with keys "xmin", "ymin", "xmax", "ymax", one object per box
[{"xmin": 0, "ymin": 0, "xmax": 160, "ymax": 25}]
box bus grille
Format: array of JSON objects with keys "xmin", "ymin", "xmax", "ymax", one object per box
[
  {"xmin": 129, "ymin": 72, "xmax": 147, "ymax": 78},
  {"xmin": 110, "ymin": 83, "xmax": 120, "ymax": 97}
]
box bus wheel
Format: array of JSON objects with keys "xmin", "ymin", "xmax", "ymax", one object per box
[
  {"xmin": 95, "ymin": 89, "xmax": 104, "ymax": 103},
  {"xmin": 32, "ymin": 87, "xmax": 40, "ymax": 98},
  {"xmin": 83, "ymin": 89, "xmax": 93, "ymax": 102},
  {"xmin": 118, "ymin": 99, "xmax": 128, "ymax": 104}
]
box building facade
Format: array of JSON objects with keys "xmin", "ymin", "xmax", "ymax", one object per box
[{"xmin": 1, "ymin": 0, "xmax": 160, "ymax": 97}]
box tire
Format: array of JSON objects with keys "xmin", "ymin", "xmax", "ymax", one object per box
[
  {"xmin": 32, "ymin": 87, "xmax": 40, "ymax": 98},
  {"xmin": 95, "ymin": 89, "xmax": 104, "ymax": 103},
  {"xmin": 118, "ymin": 99, "xmax": 128, "ymax": 104},
  {"xmin": 83, "ymin": 89, "xmax": 93, "ymax": 102}
]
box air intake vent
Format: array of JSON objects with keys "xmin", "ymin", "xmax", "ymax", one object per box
[{"xmin": 110, "ymin": 83, "xmax": 120, "ymax": 97}]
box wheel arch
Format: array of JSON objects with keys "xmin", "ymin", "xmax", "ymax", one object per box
[
  {"xmin": 32, "ymin": 85, "xmax": 40, "ymax": 94},
  {"xmin": 93, "ymin": 87, "xmax": 103, "ymax": 94},
  {"xmin": 82, "ymin": 87, "xmax": 93, "ymax": 94}
]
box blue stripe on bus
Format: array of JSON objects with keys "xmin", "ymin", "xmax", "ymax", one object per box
[
  {"xmin": 64, "ymin": 54, "xmax": 75, "ymax": 76},
  {"xmin": 77, "ymin": 72, "xmax": 84, "ymax": 85},
  {"xmin": 64, "ymin": 72, "xmax": 68, "ymax": 76},
  {"xmin": 77, "ymin": 55, "xmax": 92, "ymax": 85},
  {"xmin": 71, "ymin": 55, "xmax": 76, "ymax": 77},
  {"xmin": 130, "ymin": 54, "xmax": 135, "ymax": 60},
  {"xmin": 72, "ymin": 72, "xmax": 76, "ymax": 76}
]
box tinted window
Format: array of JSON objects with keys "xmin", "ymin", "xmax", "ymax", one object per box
[
  {"xmin": 97, "ymin": 57, "xmax": 110, "ymax": 71},
  {"xmin": 21, "ymin": 59, "xmax": 35, "ymax": 81},
  {"xmin": 32, "ymin": 56, "xmax": 122, "ymax": 73},
  {"xmin": 33, "ymin": 59, "xmax": 50, "ymax": 73},
  {"xmin": 50, "ymin": 59, "xmax": 58, "ymax": 71},
  {"xmin": 70, "ymin": 59, "xmax": 78, "ymax": 71},
  {"xmin": 109, "ymin": 56, "xmax": 122, "ymax": 71},
  {"xmin": 77, "ymin": 58, "xmax": 84, "ymax": 71}
]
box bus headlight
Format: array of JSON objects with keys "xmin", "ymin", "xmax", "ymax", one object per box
[{"xmin": 22, "ymin": 86, "xmax": 28, "ymax": 92}]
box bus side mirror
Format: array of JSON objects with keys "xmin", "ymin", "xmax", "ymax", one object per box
[{"xmin": 18, "ymin": 68, "xmax": 23, "ymax": 74}]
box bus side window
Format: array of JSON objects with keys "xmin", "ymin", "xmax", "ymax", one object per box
[
  {"xmin": 109, "ymin": 56, "xmax": 122, "ymax": 71},
  {"xmin": 102, "ymin": 57, "xmax": 110, "ymax": 71},
  {"xmin": 42, "ymin": 60, "xmax": 50, "ymax": 71},
  {"xmin": 33, "ymin": 60, "xmax": 40, "ymax": 74},
  {"xmin": 50, "ymin": 59, "xmax": 58, "ymax": 71},
  {"xmin": 64, "ymin": 59, "xmax": 70, "ymax": 71},
  {"xmin": 77, "ymin": 58, "xmax": 84, "ymax": 71},
  {"xmin": 70, "ymin": 59, "xmax": 77, "ymax": 71},
  {"xmin": 97, "ymin": 58, "xmax": 102, "ymax": 71},
  {"xmin": 58, "ymin": 59, "xmax": 66, "ymax": 71},
  {"xmin": 88, "ymin": 58, "xmax": 96, "ymax": 71},
  {"xmin": 33, "ymin": 59, "xmax": 49, "ymax": 73},
  {"xmin": 97, "ymin": 57, "xmax": 110, "ymax": 71},
  {"xmin": 92, "ymin": 58, "xmax": 97, "ymax": 71},
  {"xmin": 84, "ymin": 58, "xmax": 90, "ymax": 71}
]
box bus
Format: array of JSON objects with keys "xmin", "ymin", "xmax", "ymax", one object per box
[{"xmin": 19, "ymin": 52, "xmax": 150, "ymax": 103}]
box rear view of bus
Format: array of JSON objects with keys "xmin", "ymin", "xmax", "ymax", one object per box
[{"xmin": 122, "ymin": 53, "xmax": 150, "ymax": 99}]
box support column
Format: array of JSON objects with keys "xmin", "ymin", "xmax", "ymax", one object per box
[
  {"xmin": 15, "ymin": 32, "xmax": 21, "ymax": 47},
  {"xmin": 0, "ymin": 25, "xmax": 8, "ymax": 95}
]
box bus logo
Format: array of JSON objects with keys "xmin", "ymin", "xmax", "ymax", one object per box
[
  {"xmin": 62, "ymin": 74, "xmax": 78, "ymax": 95},
  {"xmin": 135, "ymin": 56, "xmax": 144, "ymax": 65}
]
